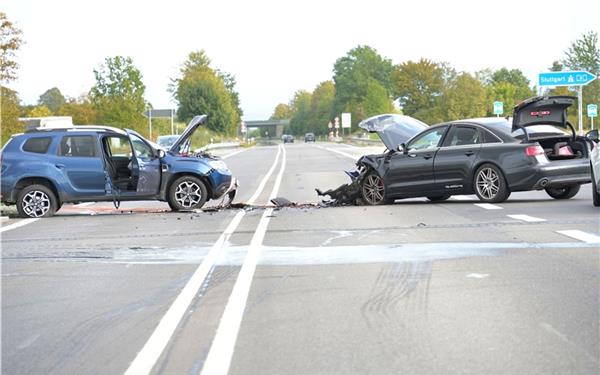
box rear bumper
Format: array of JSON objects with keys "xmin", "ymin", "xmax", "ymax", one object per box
[{"xmin": 509, "ymin": 160, "xmax": 591, "ymax": 191}]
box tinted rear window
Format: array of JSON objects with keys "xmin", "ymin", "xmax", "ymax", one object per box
[{"xmin": 23, "ymin": 137, "xmax": 52, "ymax": 154}]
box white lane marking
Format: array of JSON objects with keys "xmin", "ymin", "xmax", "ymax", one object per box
[
  {"xmin": 0, "ymin": 218, "xmax": 39, "ymax": 233},
  {"xmin": 466, "ymin": 273, "xmax": 489, "ymax": 279},
  {"xmin": 222, "ymin": 148, "xmax": 248, "ymax": 160},
  {"xmin": 507, "ymin": 214, "xmax": 547, "ymax": 223},
  {"xmin": 451, "ymin": 195, "xmax": 476, "ymax": 201},
  {"xmin": 556, "ymin": 230, "xmax": 600, "ymax": 244},
  {"xmin": 318, "ymin": 146, "xmax": 357, "ymax": 160},
  {"xmin": 245, "ymin": 146, "xmax": 283, "ymax": 205},
  {"xmin": 474, "ymin": 203, "xmax": 503, "ymax": 210},
  {"xmin": 201, "ymin": 145, "xmax": 287, "ymax": 375},
  {"xmin": 125, "ymin": 145, "xmax": 283, "ymax": 375}
]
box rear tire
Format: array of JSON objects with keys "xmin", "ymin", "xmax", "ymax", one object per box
[
  {"xmin": 593, "ymin": 166, "xmax": 600, "ymax": 207},
  {"xmin": 545, "ymin": 184, "xmax": 581, "ymax": 200},
  {"xmin": 168, "ymin": 175, "xmax": 208, "ymax": 211},
  {"xmin": 427, "ymin": 195, "xmax": 451, "ymax": 202},
  {"xmin": 16, "ymin": 184, "xmax": 58, "ymax": 218},
  {"xmin": 473, "ymin": 164, "xmax": 510, "ymax": 203}
]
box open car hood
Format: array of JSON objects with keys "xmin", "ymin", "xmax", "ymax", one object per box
[
  {"xmin": 358, "ymin": 114, "xmax": 428, "ymax": 150},
  {"xmin": 511, "ymin": 96, "xmax": 575, "ymax": 132},
  {"xmin": 169, "ymin": 115, "xmax": 207, "ymax": 154}
]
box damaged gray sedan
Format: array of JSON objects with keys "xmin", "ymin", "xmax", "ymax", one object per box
[{"xmin": 318, "ymin": 96, "xmax": 592, "ymax": 205}]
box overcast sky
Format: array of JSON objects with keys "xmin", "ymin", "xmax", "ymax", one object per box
[{"xmin": 4, "ymin": 0, "xmax": 600, "ymax": 120}]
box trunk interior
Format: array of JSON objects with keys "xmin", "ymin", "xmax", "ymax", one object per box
[{"xmin": 533, "ymin": 136, "xmax": 589, "ymax": 161}]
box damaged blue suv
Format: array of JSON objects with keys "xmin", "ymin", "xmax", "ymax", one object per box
[{"xmin": 1, "ymin": 115, "xmax": 237, "ymax": 218}]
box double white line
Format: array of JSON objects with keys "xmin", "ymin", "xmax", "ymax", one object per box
[{"xmin": 125, "ymin": 144, "xmax": 286, "ymax": 375}]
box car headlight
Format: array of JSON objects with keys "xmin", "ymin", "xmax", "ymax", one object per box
[{"xmin": 208, "ymin": 160, "xmax": 229, "ymax": 172}]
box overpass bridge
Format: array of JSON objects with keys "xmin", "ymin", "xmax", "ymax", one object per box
[{"xmin": 244, "ymin": 119, "xmax": 290, "ymax": 137}]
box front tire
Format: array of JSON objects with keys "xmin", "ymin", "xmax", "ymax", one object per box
[
  {"xmin": 16, "ymin": 184, "xmax": 58, "ymax": 218},
  {"xmin": 168, "ymin": 176, "xmax": 208, "ymax": 211},
  {"xmin": 361, "ymin": 172, "xmax": 388, "ymax": 205},
  {"xmin": 545, "ymin": 184, "xmax": 581, "ymax": 200},
  {"xmin": 473, "ymin": 164, "xmax": 510, "ymax": 203}
]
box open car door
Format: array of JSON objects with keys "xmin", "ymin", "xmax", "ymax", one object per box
[
  {"xmin": 125, "ymin": 129, "xmax": 162, "ymax": 196},
  {"xmin": 512, "ymin": 96, "xmax": 576, "ymax": 141}
]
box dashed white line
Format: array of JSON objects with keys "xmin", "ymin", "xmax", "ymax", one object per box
[
  {"xmin": 0, "ymin": 218, "xmax": 39, "ymax": 233},
  {"xmin": 474, "ymin": 203, "xmax": 503, "ymax": 210},
  {"xmin": 318, "ymin": 146, "xmax": 357, "ymax": 160},
  {"xmin": 556, "ymin": 230, "xmax": 600, "ymax": 244},
  {"xmin": 125, "ymin": 145, "xmax": 283, "ymax": 375},
  {"xmin": 201, "ymin": 144, "xmax": 287, "ymax": 375},
  {"xmin": 451, "ymin": 195, "xmax": 476, "ymax": 201},
  {"xmin": 507, "ymin": 214, "xmax": 547, "ymax": 223}
]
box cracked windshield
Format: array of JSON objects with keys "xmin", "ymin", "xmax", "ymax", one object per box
[{"xmin": 1, "ymin": 1, "xmax": 599, "ymax": 374}]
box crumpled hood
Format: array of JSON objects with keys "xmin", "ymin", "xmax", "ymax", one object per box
[
  {"xmin": 169, "ymin": 114, "xmax": 207, "ymax": 154},
  {"xmin": 358, "ymin": 114, "xmax": 428, "ymax": 150}
]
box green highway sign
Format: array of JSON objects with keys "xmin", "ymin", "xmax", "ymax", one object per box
[
  {"xmin": 493, "ymin": 101, "xmax": 503, "ymax": 115},
  {"xmin": 588, "ymin": 104, "xmax": 597, "ymax": 118}
]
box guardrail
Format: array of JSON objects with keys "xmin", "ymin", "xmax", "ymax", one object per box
[{"xmin": 198, "ymin": 142, "xmax": 241, "ymax": 151}]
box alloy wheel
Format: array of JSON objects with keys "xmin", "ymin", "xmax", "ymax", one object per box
[
  {"xmin": 362, "ymin": 174, "xmax": 385, "ymax": 205},
  {"xmin": 22, "ymin": 190, "xmax": 51, "ymax": 218},
  {"xmin": 174, "ymin": 181, "xmax": 203, "ymax": 208},
  {"xmin": 476, "ymin": 167, "xmax": 500, "ymax": 200}
]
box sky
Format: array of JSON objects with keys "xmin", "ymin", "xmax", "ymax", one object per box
[{"xmin": 3, "ymin": 0, "xmax": 600, "ymax": 120}]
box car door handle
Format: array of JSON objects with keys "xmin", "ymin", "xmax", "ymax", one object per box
[
  {"xmin": 408, "ymin": 154, "xmax": 417, "ymax": 158},
  {"xmin": 464, "ymin": 151, "xmax": 475, "ymax": 156},
  {"xmin": 55, "ymin": 164, "xmax": 65, "ymax": 169}
]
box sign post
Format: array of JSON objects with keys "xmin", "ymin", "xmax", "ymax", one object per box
[
  {"xmin": 493, "ymin": 101, "xmax": 503, "ymax": 117},
  {"xmin": 538, "ymin": 70, "xmax": 597, "ymax": 134},
  {"xmin": 588, "ymin": 104, "xmax": 598, "ymax": 130}
]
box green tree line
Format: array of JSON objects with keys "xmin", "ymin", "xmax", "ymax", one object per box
[{"xmin": 274, "ymin": 32, "xmax": 600, "ymax": 136}]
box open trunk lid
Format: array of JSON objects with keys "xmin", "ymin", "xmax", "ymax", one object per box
[
  {"xmin": 358, "ymin": 114, "xmax": 428, "ymax": 150},
  {"xmin": 512, "ymin": 96, "xmax": 576, "ymax": 137}
]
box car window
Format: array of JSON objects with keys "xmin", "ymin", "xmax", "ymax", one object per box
[
  {"xmin": 408, "ymin": 126, "xmax": 447, "ymax": 151},
  {"xmin": 23, "ymin": 137, "xmax": 52, "ymax": 154},
  {"xmin": 129, "ymin": 134, "xmax": 153, "ymax": 159},
  {"xmin": 481, "ymin": 129, "xmax": 502, "ymax": 143},
  {"xmin": 104, "ymin": 136, "xmax": 132, "ymax": 157},
  {"xmin": 443, "ymin": 126, "xmax": 481, "ymax": 147},
  {"xmin": 58, "ymin": 135, "xmax": 96, "ymax": 157}
]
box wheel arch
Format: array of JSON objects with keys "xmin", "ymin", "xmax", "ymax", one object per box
[
  {"xmin": 165, "ymin": 172, "xmax": 213, "ymax": 200},
  {"xmin": 14, "ymin": 177, "xmax": 61, "ymax": 204}
]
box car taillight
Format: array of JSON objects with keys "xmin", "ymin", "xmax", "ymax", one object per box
[{"xmin": 525, "ymin": 145, "xmax": 545, "ymax": 156}]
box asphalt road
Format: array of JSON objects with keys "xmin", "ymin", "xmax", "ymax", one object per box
[{"xmin": 2, "ymin": 142, "xmax": 599, "ymax": 375}]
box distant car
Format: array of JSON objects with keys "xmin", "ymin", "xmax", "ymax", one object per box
[
  {"xmin": 352, "ymin": 96, "xmax": 591, "ymax": 205},
  {"xmin": 304, "ymin": 132, "xmax": 315, "ymax": 142},
  {"xmin": 282, "ymin": 134, "xmax": 294, "ymax": 143},
  {"xmin": 1, "ymin": 115, "xmax": 237, "ymax": 218},
  {"xmin": 156, "ymin": 134, "xmax": 179, "ymax": 148},
  {"xmin": 588, "ymin": 129, "xmax": 600, "ymax": 206}
]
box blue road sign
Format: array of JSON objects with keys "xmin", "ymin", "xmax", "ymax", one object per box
[
  {"xmin": 538, "ymin": 71, "xmax": 596, "ymax": 87},
  {"xmin": 588, "ymin": 104, "xmax": 598, "ymax": 118},
  {"xmin": 493, "ymin": 101, "xmax": 503, "ymax": 115}
]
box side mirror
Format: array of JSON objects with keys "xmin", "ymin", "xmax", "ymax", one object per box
[
  {"xmin": 157, "ymin": 149, "xmax": 166, "ymax": 158},
  {"xmin": 397, "ymin": 143, "xmax": 408, "ymax": 154},
  {"xmin": 586, "ymin": 129, "xmax": 599, "ymax": 142}
]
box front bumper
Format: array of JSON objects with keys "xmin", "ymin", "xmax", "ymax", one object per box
[{"xmin": 213, "ymin": 176, "xmax": 238, "ymax": 199}]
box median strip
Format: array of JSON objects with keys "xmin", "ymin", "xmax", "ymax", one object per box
[{"xmin": 124, "ymin": 145, "xmax": 283, "ymax": 375}]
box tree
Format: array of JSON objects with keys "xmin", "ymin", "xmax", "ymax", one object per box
[
  {"xmin": 481, "ymin": 67, "xmax": 535, "ymax": 116},
  {"xmin": 442, "ymin": 73, "xmax": 487, "ymax": 120},
  {"xmin": 288, "ymin": 90, "xmax": 312, "ymax": 135},
  {"xmin": 0, "ymin": 86, "xmax": 21, "ymax": 145},
  {"xmin": 561, "ymin": 31, "xmax": 600, "ymax": 130},
  {"xmin": 0, "ymin": 12, "xmax": 23, "ymax": 84},
  {"xmin": 363, "ymin": 79, "xmax": 394, "ymax": 116},
  {"xmin": 270, "ymin": 103, "xmax": 292, "ymax": 120},
  {"xmin": 58, "ymin": 95, "xmax": 98, "ymax": 124},
  {"xmin": 172, "ymin": 51, "xmax": 241, "ymax": 135},
  {"xmin": 38, "ymin": 87, "xmax": 66, "ymax": 113},
  {"xmin": 27, "ymin": 105, "xmax": 52, "ymax": 118},
  {"xmin": 308, "ymin": 81, "xmax": 335, "ymax": 135},
  {"xmin": 333, "ymin": 45, "xmax": 394, "ymax": 127},
  {"xmin": 90, "ymin": 56, "xmax": 146, "ymax": 133},
  {"xmin": 391, "ymin": 59, "xmax": 453, "ymax": 123}
]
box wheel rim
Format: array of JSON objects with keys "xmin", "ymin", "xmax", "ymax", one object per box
[
  {"xmin": 175, "ymin": 181, "xmax": 203, "ymax": 208},
  {"xmin": 362, "ymin": 174, "xmax": 385, "ymax": 204},
  {"xmin": 22, "ymin": 190, "xmax": 51, "ymax": 217},
  {"xmin": 476, "ymin": 168, "xmax": 500, "ymax": 200}
]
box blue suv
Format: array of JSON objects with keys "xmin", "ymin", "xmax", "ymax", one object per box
[{"xmin": 1, "ymin": 115, "xmax": 237, "ymax": 218}]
